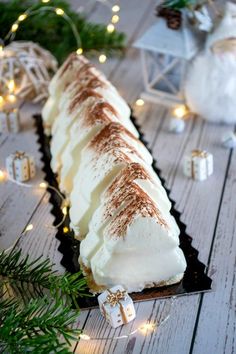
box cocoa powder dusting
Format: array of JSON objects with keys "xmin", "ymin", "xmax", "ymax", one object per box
[
  {"xmin": 81, "ymin": 101, "xmax": 118, "ymax": 128},
  {"xmin": 65, "ymin": 74, "xmax": 106, "ymax": 99},
  {"xmin": 107, "ymin": 163, "xmax": 150, "ymax": 196},
  {"xmin": 69, "ymin": 89, "xmax": 102, "ymax": 113},
  {"xmin": 102, "ymin": 164, "xmax": 152, "ymax": 220},
  {"xmin": 75, "ymin": 63, "xmax": 93, "ymax": 78},
  {"xmin": 59, "ymin": 53, "xmax": 88, "ymax": 77},
  {"xmin": 89, "ymin": 123, "xmax": 142, "ymax": 158},
  {"xmin": 107, "ymin": 188, "xmax": 168, "ymax": 238}
]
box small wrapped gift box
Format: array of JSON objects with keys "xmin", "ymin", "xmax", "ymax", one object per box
[
  {"xmin": 221, "ymin": 131, "xmax": 236, "ymax": 149},
  {"xmin": 0, "ymin": 109, "xmax": 20, "ymax": 133},
  {"xmin": 183, "ymin": 149, "xmax": 213, "ymax": 181},
  {"xmin": 168, "ymin": 118, "xmax": 185, "ymax": 134},
  {"xmin": 6, "ymin": 151, "xmax": 36, "ymax": 182},
  {"xmin": 98, "ymin": 285, "xmax": 136, "ymax": 328}
]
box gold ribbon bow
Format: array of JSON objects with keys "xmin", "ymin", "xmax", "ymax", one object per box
[
  {"xmin": 191, "ymin": 149, "xmax": 208, "ymax": 179},
  {"xmin": 14, "ymin": 151, "xmax": 26, "ymax": 159},
  {"xmin": 191, "ymin": 149, "xmax": 207, "ymax": 158},
  {"xmin": 106, "ymin": 289, "xmax": 127, "ymax": 307},
  {"xmin": 102, "ymin": 289, "xmax": 129, "ymax": 324}
]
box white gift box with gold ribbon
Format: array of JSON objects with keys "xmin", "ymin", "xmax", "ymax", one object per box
[
  {"xmin": 98, "ymin": 285, "xmax": 136, "ymax": 328},
  {"xmin": 183, "ymin": 149, "xmax": 213, "ymax": 181},
  {"xmin": 6, "ymin": 151, "xmax": 36, "ymax": 182},
  {"xmin": 0, "ymin": 109, "xmax": 20, "ymax": 133}
]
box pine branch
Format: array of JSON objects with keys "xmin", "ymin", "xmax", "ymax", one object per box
[
  {"xmin": 162, "ymin": 0, "xmax": 198, "ymax": 10},
  {"xmin": 0, "ymin": 248, "xmax": 91, "ymax": 352},
  {"xmin": 0, "ymin": 0, "xmax": 126, "ymax": 63},
  {"xmin": 0, "ymin": 248, "xmax": 90, "ymax": 306},
  {"xmin": 0, "ymin": 296, "xmax": 81, "ymax": 353}
]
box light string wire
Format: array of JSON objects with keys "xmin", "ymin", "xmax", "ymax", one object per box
[
  {"xmin": 0, "ymin": 171, "xmax": 70, "ymax": 234},
  {"xmin": 79, "ymin": 296, "xmax": 176, "ymax": 341},
  {"xmin": 0, "ymin": 0, "xmax": 121, "ymax": 103},
  {"xmin": 3, "ymin": 5, "xmax": 82, "ymax": 52},
  {"xmin": 0, "ymin": 0, "xmax": 122, "ymax": 59}
]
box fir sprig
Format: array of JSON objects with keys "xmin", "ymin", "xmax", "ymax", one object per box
[
  {"xmin": 162, "ymin": 0, "xmax": 198, "ymax": 10},
  {"xmin": 0, "ymin": 248, "xmax": 91, "ymax": 352},
  {"xmin": 0, "ymin": 248, "xmax": 89, "ymax": 306},
  {"xmin": 0, "ymin": 296, "xmax": 81, "ymax": 353},
  {"xmin": 0, "ymin": 0, "xmax": 126, "ymax": 63}
]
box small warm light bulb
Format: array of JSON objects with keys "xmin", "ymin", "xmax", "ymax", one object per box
[
  {"xmin": 62, "ymin": 206, "xmax": 67, "ymax": 215},
  {"xmin": 76, "ymin": 47, "xmax": 83, "ymax": 55},
  {"xmin": 39, "ymin": 182, "xmax": 47, "ymax": 188},
  {"xmin": 0, "ymin": 95, "xmax": 4, "ymax": 107},
  {"xmin": 63, "ymin": 226, "xmax": 69, "ymax": 233},
  {"xmin": 0, "ymin": 170, "xmax": 6, "ymax": 182},
  {"xmin": 135, "ymin": 98, "xmax": 144, "ymax": 107},
  {"xmin": 107, "ymin": 23, "xmax": 115, "ymax": 33},
  {"xmin": 99, "ymin": 54, "xmax": 107, "ymax": 64},
  {"xmin": 112, "ymin": 5, "xmax": 120, "ymax": 12},
  {"xmin": 111, "ymin": 15, "xmax": 120, "ymax": 24},
  {"xmin": 42, "ymin": 0, "xmax": 50, "ymax": 2},
  {"xmin": 25, "ymin": 224, "xmax": 33, "ymax": 232},
  {"xmin": 18, "ymin": 13, "xmax": 27, "ymax": 21},
  {"xmin": 139, "ymin": 322, "xmax": 156, "ymax": 334},
  {"xmin": 8, "ymin": 79, "xmax": 15, "ymax": 93},
  {"xmin": 7, "ymin": 94, "xmax": 16, "ymax": 103},
  {"xmin": 55, "ymin": 8, "xmax": 64, "ymax": 16},
  {"xmin": 11, "ymin": 23, "xmax": 19, "ymax": 32},
  {"xmin": 79, "ymin": 334, "xmax": 91, "ymax": 341},
  {"xmin": 173, "ymin": 105, "xmax": 188, "ymax": 119}
]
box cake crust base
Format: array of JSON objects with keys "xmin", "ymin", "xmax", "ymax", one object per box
[{"xmin": 79, "ymin": 257, "xmax": 184, "ymax": 294}]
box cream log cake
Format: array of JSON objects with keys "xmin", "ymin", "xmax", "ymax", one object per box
[
  {"xmin": 43, "ymin": 53, "xmax": 187, "ymax": 293},
  {"xmin": 42, "ymin": 53, "xmax": 137, "ymax": 137},
  {"xmin": 69, "ymin": 122, "xmax": 155, "ymax": 238},
  {"xmin": 60, "ymin": 97, "xmax": 137, "ymax": 195}
]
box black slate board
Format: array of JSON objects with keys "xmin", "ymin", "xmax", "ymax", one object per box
[{"xmin": 34, "ymin": 113, "xmax": 212, "ymax": 309}]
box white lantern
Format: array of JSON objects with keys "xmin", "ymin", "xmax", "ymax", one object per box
[{"xmin": 133, "ymin": 15, "xmax": 201, "ymax": 107}]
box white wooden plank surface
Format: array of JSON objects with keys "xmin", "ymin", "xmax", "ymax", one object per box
[
  {"xmin": 0, "ymin": 104, "xmax": 46, "ymax": 250},
  {"xmin": 191, "ymin": 149, "xmax": 236, "ymax": 354},
  {"xmin": 0, "ymin": 0, "xmax": 235, "ymax": 353}
]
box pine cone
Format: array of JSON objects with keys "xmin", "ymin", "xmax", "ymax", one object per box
[
  {"xmin": 155, "ymin": 5, "xmax": 182, "ymax": 30},
  {"xmin": 167, "ymin": 14, "xmax": 182, "ymax": 30}
]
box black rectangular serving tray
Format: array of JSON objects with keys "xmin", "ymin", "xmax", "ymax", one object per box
[{"xmin": 34, "ymin": 113, "xmax": 212, "ymax": 309}]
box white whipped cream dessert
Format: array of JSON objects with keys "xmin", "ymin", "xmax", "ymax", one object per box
[
  {"xmin": 42, "ymin": 52, "xmax": 187, "ymax": 293},
  {"xmin": 59, "ymin": 99, "xmax": 135, "ymax": 194},
  {"xmin": 42, "ymin": 54, "xmax": 89, "ymax": 134},
  {"xmin": 69, "ymin": 123, "xmax": 154, "ymax": 238},
  {"xmin": 80, "ymin": 163, "xmax": 176, "ymax": 269},
  {"xmin": 50, "ymin": 85, "xmax": 138, "ymax": 173},
  {"xmin": 81, "ymin": 185, "xmax": 186, "ymax": 293},
  {"xmin": 49, "ymin": 53, "xmax": 89, "ymax": 97}
]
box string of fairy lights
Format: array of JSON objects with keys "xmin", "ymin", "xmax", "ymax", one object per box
[
  {"xmin": 0, "ymin": 171, "xmax": 70, "ymax": 236},
  {"xmin": 78, "ymin": 295, "xmax": 175, "ymax": 341},
  {"xmin": 0, "ymin": 0, "xmax": 121, "ymax": 61},
  {"xmin": 0, "ymin": 0, "xmax": 122, "ymax": 105}
]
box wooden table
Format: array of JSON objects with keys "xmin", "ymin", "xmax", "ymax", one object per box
[{"xmin": 0, "ymin": 1, "xmax": 235, "ymax": 353}]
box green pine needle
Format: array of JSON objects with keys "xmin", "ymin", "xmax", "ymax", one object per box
[
  {"xmin": 0, "ymin": 248, "xmax": 91, "ymax": 352},
  {"xmin": 162, "ymin": 0, "xmax": 198, "ymax": 10},
  {"xmin": 0, "ymin": 296, "xmax": 81, "ymax": 353},
  {"xmin": 0, "ymin": 248, "xmax": 89, "ymax": 306},
  {"xmin": 0, "ymin": 0, "xmax": 126, "ymax": 63}
]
